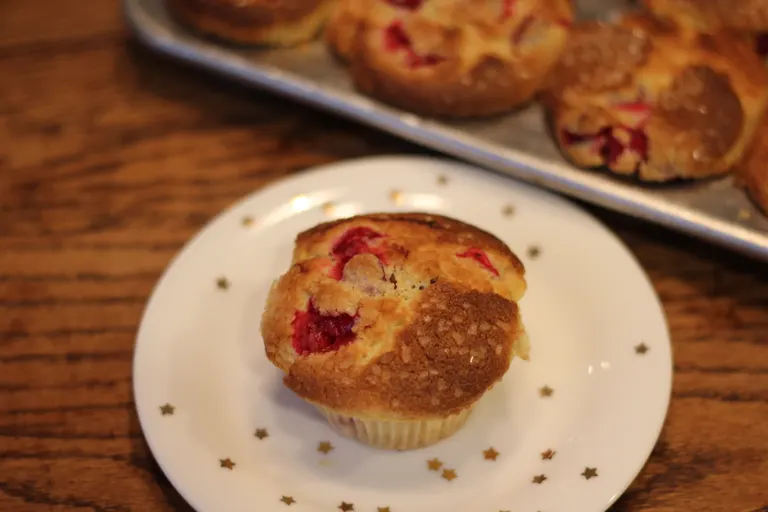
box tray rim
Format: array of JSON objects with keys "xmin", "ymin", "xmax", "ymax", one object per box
[{"xmin": 123, "ymin": 0, "xmax": 768, "ymax": 263}]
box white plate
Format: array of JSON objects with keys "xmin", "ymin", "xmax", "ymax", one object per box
[{"xmin": 133, "ymin": 155, "xmax": 672, "ymax": 512}]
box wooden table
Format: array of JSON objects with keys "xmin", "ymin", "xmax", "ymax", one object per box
[{"xmin": 1, "ymin": 1, "xmax": 767, "ymax": 510}]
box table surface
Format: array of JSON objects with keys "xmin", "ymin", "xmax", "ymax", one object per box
[{"xmin": 1, "ymin": 1, "xmax": 767, "ymax": 511}]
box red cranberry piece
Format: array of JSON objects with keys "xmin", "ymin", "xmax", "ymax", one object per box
[
  {"xmin": 385, "ymin": 0, "xmax": 424, "ymax": 10},
  {"xmin": 383, "ymin": 21, "xmax": 445, "ymax": 69},
  {"xmin": 330, "ymin": 227, "xmax": 387, "ymax": 280},
  {"xmin": 756, "ymin": 33, "xmax": 768, "ymax": 58},
  {"xmin": 562, "ymin": 126, "xmax": 649, "ymax": 167},
  {"xmin": 384, "ymin": 21, "xmax": 412, "ymax": 52},
  {"xmin": 292, "ymin": 301, "xmax": 358, "ymax": 355},
  {"xmin": 456, "ymin": 248, "xmax": 500, "ymax": 276},
  {"xmin": 501, "ymin": 0, "xmax": 516, "ymax": 20}
]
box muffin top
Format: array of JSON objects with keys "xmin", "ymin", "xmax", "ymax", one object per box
[
  {"xmin": 260, "ymin": 213, "xmax": 528, "ymax": 419},
  {"xmin": 325, "ymin": 0, "xmax": 573, "ymax": 116},
  {"xmin": 542, "ymin": 14, "xmax": 768, "ymax": 181},
  {"xmin": 643, "ymin": 0, "xmax": 768, "ymax": 33}
]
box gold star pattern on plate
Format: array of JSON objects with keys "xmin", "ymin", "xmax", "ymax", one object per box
[
  {"xmin": 582, "ymin": 467, "xmax": 598, "ymax": 480},
  {"xmin": 280, "ymin": 496, "xmax": 296, "ymax": 505},
  {"xmin": 317, "ymin": 441, "xmax": 334, "ymax": 454},
  {"xmin": 539, "ymin": 385, "xmax": 554, "ymax": 397},
  {"xmin": 216, "ymin": 277, "xmax": 230, "ymax": 290},
  {"xmin": 159, "ymin": 403, "xmax": 174, "ymax": 415},
  {"xmin": 427, "ymin": 458, "xmax": 443, "ymax": 471},
  {"xmin": 527, "ymin": 246, "xmax": 541, "ymax": 259},
  {"xmin": 541, "ymin": 449, "xmax": 556, "ymax": 460},
  {"xmin": 441, "ymin": 468, "xmax": 457, "ymax": 481},
  {"xmin": 390, "ymin": 190, "xmax": 404, "ymax": 205},
  {"xmin": 532, "ymin": 474, "xmax": 547, "ymax": 484},
  {"xmin": 737, "ymin": 208, "xmax": 752, "ymax": 220},
  {"xmin": 322, "ymin": 202, "xmax": 336, "ymax": 216},
  {"xmin": 338, "ymin": 502, "xmax": 354, "ymax": 511},
  {"xmin": 254, "ymin": 428, "xmax": 268, "ymax": 440},
  {"xmin": 437, "ymin": 174, "xmax": 448, "ymax": 185},
  {"xmin": 483, "ymin": 447, "xmax": 500, "ymax": 461},
  {"xmin": 241, "ymin": 216, "xmax": 255, "ymax": 227},
  {"xmin": 219, "ymin": 458, "xmax": 235, "ymax": 470},
  {"xmin": 635, "ymin": 342, "xmax": 649, "ymax": 355},
  {"xmin": 502, "ymin": 204, "xmax": 515, "ymax": 217}
]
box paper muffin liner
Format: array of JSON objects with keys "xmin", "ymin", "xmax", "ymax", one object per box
[{"xmin": 314, "ymin": 405, "xmax": 475, "ymax": 450}]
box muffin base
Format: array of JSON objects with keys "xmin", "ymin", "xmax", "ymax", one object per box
[{"xmin": 315, "ymin": 404, "xmax": 475, "ymax": 450}]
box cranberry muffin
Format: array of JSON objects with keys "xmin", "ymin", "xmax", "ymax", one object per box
[
  {"xmin": 542, "ymin": 14, "xmax": 768, "ymax": 182},
  {"xmin": 166, "ymin": 0, "xmax": 338, "ymax": 46},
  {"xmin": 326, "ymin": 0, "xmax": 574, "ymax": 117},
  {"xmin": 738, "ymin": 116, "xmax": 768, "ymax": 215},
  {"xmin": 260, "ymin": 213, "xmax": 529, "ymax": 450},
  {"xmin": 642, "ymin": 0, "xmax": 768, "ymax": 56}
]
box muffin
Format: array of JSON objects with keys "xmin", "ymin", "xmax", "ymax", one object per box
[
  {"xmin": 166, "ymin": 0, "xmax": 338, "ymax": 47},
  {"xmin": 641, "ymin": 0, "xmax": 768, "ymax": 56},
  {"xmin": 260, "ymin": 213, "xmax": 529, "ymax": 450},
  {"xmin": 737, "ymin": 116, "xmax": 768, "ymax": 215},
  {"xmin": 326, "ymin": 0, "xmax": 574, "ymax": 117},
  {"xmin": 541, "ymin": 14, "xmax": 768, "ymax": 182}
]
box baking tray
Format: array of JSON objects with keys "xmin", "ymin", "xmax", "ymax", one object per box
[{"xmin": 124, "ymin": 0, "xmax": 768, "ymax": 262}]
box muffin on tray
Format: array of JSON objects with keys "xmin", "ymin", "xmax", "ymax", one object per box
[
  {"xmin": 541, "ymin": 14, "xmax": 768, "ymax": 182},
  {"xmin": 166, "ymin": 0, "xmax": 338, "ymax": 47},
  {"xmin": 326, "ymin": 0, "xmax": 574, "ymax": 117},
  {"xmin": 738, "ymin": 117, "xmax": 768, "ymax": 215},
  {"xmin": 260, "ymin": 213, "xmax": 529, "ymax": 450},
  {"xmin": 641, "ymin": 0, "xmax": 768, "ymax": 56}
]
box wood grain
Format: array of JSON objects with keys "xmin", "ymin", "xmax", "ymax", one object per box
[{"xmin": 1, "ymin": 1, "xmax": 767, "ymax": 510}]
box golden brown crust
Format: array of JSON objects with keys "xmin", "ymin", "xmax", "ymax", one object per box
[
  {"xmin": 327, "ymin": 0, "xmax": 573, "ymax": 117},
  {"xmin": 542, "ymin": 14, "xmax": 768, "ymax": 182},
  {"xmin": 643, "ymin": 0, "xmax": 768, "ymax": 33},
  {"xmin": 166, "ymin": 0, "xmax": 337, "ymax": 46},
  {"xmin": 260, "ymin": 212, "xmax": 528, "ymax": 419},
  {"xmin": 737, "ymin": 116, "xmax": 768, "ymax": 215}
]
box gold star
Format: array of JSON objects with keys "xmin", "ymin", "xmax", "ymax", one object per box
[
  {"xmin": 528, "ymin": 246, "xmax": 541, "ymax": 259},
  {"xmin": 541, "ymin": 449, "xmax": 556, "ymax": 460},
  {"xmin": 437, "ymin": 175, "xmax": 449, "ymax": 185},
  {"xmin": 390, "ymin": 190, "xmax": 404, "ymax": 205},
  {"xmin": 216, "ymin": 277, "xmax": 230, "ymax": 290},
  {"xmin": 483, "ymin": 447, "xmax": 500, "ymax": 461},
  {"xmin": 737, "ymin": 208, "xmax": 752, "ymax": 220},
  {"xmin": 219, "ymin": 458, "xmax": 235, "ymax": 470},
  {"xmin": 502, "ymin": 204, "xmax": 515, "ymax": 217},
  {"xmin": 635, "ymin": 343, "xmax": 649, "ymax": 355},
  {"xmin": 280, "ymin": 496, "xmax": 296, "ymax": 505},
  {"xmin": 582, "ymin": 467, "xmax": 598, "ymax": 480},
  {"xmin": 241, "ymin": 216, "xmax": 255, "ymax": 227},
  {"xmin": 539, "ymin": 385, "xmax": 554, "ymax": 397},
  {"xmin": 322, "ymin": 202, "xmax": 336, "ymax": 216},
  {"xmin": 255, "ymin": 428, "xmax": 268, "ymax": 440},
  {"xmin": 532, "ymin": 474, "xmax": 547, "ymax": 484},
  {"xmin": 159, "ymin": 403, "xmax": 174, "ymax": 415},
  {"xmin": 317, "ymin": 441, "xmax": 334, "ymax": 454},
  {"xmin": 338, "ymin": 502, "xmax": 354, "ymax": 511},
  {"xmin": 377, "ymin": 508, "xmax": 391, "ymax": 512},
  {"xmin": 427, "ymin": 458, "xmax": 443, "ymax": 471},
  {"xmin": 441, "ymin": 468, "xmax": 457, "ymax": 481}
]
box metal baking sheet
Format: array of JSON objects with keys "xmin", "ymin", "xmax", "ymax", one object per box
[{"xmin": 124, "ymin": 0, "xmax": 768, "ymax": 262}]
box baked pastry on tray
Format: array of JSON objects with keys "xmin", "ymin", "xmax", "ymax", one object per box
[
  {"xmin": 326, "ymin": 0, "xmax": 574, "ymax": 117},
  {"xmin": 541, "ymin": 14, "xmax": 768, "ymax": 182},
  {"xmin": 738, "ymin": 117, "xmax": 768, "ymax": 215},
  {"xmin": 260, "ymin": 213, "xmax": 529, "ymax": 450},
  {"xmin": 166, "ymin": 0, "xmax": 337, "ymax": 47},
  {"xmin": 641, "ymin": 0, "xmax": 768, "ymax": 56}
]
